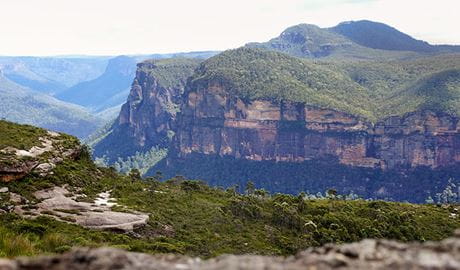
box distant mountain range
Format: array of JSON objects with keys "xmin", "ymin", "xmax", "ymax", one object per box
[
  {"xmin": 0, "ymin": 72, "xmax": 102, "ymax": 138},
  {"xmin": 0, "ymin": 51, "xmax": 218, "ymax": 137},
  {"xmin": 56, "ymin": 56, "xmax": 138, "ymax": 113},
  {"xmin": 0, "ymin": 56, "xmax": 109, "ymax": 95}
]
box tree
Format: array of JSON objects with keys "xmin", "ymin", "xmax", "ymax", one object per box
[
  {"xmin": 245, "ymin": 181, "xmax": 255, "ymax": 195},
  {"xmin": 425, "ymin": 196, "xmax": 434, "ymax": 204},
  {"xmin": 129, "ymin": 169, "xmax": 141, "ymax": 181},
  {"xmin": 326, "ymin": 189, "xmax": 338, "ymax": 199},
  {"xmin": 153, "ymin": 171, "xmax": 163, "ymax": 181},
  {"xmin": 254, "ymin": 188, "xmax": 268, "ymax": 198}
]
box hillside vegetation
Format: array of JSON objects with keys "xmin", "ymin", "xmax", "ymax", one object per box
[
  {"xmin": 1, "ymin": 121, "xmax": 460, "ymax": 257},
  {"xmin": 191, "ymin": 48, "xmax": 373, "ymax": 119},
  {"xmin": 190, "ymin": 48, "xmax": 460, "ymax": 121},
  {"xmin": 140, "ymin": 58, "xmax": 203, "ymax": 89}
]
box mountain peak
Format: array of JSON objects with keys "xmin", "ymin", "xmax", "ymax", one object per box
[{"xmin": 330, "ymin": 20, "xmax": 434, "ymax": 52}]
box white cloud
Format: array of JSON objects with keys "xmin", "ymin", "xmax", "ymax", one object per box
[{"xmin": 0, "ymin": 0, "xmax": 458, "ymax": 56}]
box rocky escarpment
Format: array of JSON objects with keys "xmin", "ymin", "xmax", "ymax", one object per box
[
  {"xmin": 3, "ymin": 234, "xmax": 460, "ymax": 269},
  {"xmin": 92, "ymin": 59, "xmax": 201, "ymax": 162},
  {"xmin": 174, "ymin": 80, "xmax": 460, "ymax": 170},
  {"xmin": 117, "ymin": 61, "xmax": 185, "ymax": 148},
  {"xmin": 147, "ymin": 78, "xmax": 460, "ymax": 202}
]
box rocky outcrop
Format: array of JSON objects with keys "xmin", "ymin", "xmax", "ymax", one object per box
[
  {"xmin": 0, "ymin": 131, "xmax": 80, "ymax": 182},
  {"xmin": 3, "ymin": 234, "xmax": 460, "ymax": 269},
  {"xmin": 5, "ymin": 186, "xmax": 148, "ymax": 232},
  {"xmin": 174, "ymin": 80, "xmax": 460, "ymax": 170}
]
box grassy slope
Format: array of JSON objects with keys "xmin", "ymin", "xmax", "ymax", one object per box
[
  {"xmin": 0, "ymin": 120, "xmax": 48, "ymax": 150},
  {"xmin": 1, "ymin": 121, "xmax": 459, "ymax": 258}
]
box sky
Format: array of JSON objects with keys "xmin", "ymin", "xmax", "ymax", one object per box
[{"xmin": 0, "ymin": 0, "xmax": 459, "ymax": 56}]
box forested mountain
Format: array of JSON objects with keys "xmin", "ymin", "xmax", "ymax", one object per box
[
  {"xmin": 3, "ymin": 19, "xmax": 459, "ymax": 201},
  {"xmin": 247, "ymin": 20, "xmax": 460, "ymax": 59},
  {"xmin": 2, "ymin": 15, "xmax": 460, "ymax": 268},
  {"xmin": 330, "ymin": 20, "xmax": 460, "ymax": 53}
]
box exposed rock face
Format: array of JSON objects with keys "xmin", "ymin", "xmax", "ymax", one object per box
[
  {"xmin": 117, "ymin": 62, "xmax": 183, "ymax": 148},
  {"xmin": 3, "ymin": 235, "xmax": 460, "ymax": 269},
  {"xmin": 174, "ymin": 81, "xmax": 460, "ymax": 170},
  {"xmin": 93, "ymin": 59, "xmax": 200, "ymax": 162}
]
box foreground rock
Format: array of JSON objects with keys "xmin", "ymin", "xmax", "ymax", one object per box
[{"xmin": 2, "ymin": 235, "xmax": 460, "ymax": 269}]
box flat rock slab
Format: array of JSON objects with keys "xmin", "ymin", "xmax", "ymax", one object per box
[
  {"xmin": 28, "ymin": 187, "xmax": 148, "ymax": 232},
  {"xmin": 76, "ymin": 211, "xmax": 149, "ymax": 231},
  {"xmin": 3, "ymin": 235, "xmax": 460, "ymax": 270}
]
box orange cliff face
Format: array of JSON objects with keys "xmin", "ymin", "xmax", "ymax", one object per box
[
  {"xmin": 173, "ymin": 81, "xmax": 460, "ymax": 170},
  {"xmin": 117, "ymin": 62, "xmax": 183, "ymax": 148}
]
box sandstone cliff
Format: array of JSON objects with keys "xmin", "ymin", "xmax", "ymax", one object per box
[
  {"xmin": 174, "ymin": 80, "xmax": 460, "ymax": 170},
  {"xmin": 147, "ymin": 77, "xmax": 460, "ymax": 202},
  {"xmin": 92, "ymin": 58, "xmax": 201, "ymax": 162}
]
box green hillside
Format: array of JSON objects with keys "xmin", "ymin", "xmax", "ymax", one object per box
[
  {"xmin": 140, "ymin": 58, "xmax": 203, "ymax": 89},
  {"xmin": 191, "ymin": 48, "xmax": 373, "ymax": 119},
  {"xmin": 190, "ymin": 48, "xmax": 460, "ymax": 121},
  {"xmin": 330, "ymin": 54, "xmax": 460, "ymax": 119},
  {"xmin": 1, "ymin": 121, "xmax": 459, "ymax": 258},
  {"xmin": 384, "ymin": 69, "xmax": 460, "ymax": 117}
]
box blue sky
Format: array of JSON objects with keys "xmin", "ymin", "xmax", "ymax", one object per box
[{"xmin": 0, "ymin": 0, "xmax": 458, "ymax": 56}]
